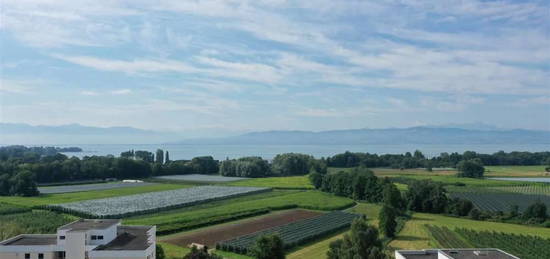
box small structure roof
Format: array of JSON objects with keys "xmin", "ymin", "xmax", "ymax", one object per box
[
  {"xmin": 93, "ymin": 226, "xmax": 153, "ymax": 251},
  {"xmin": 0, "ymin": 235, "xmax": 57, "ymax": 246},
  {"xmin": 58, "ymin": 219, "xmax": 120, "ymax": 231}
]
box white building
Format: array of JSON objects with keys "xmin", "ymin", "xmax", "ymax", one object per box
[
  {"xmin": 395, "ymin": 248, "xmax": 519, "ymax": 259},
  {"xmin": 0, "ymin": 219, "xmax": 156, "ymax": 259}
]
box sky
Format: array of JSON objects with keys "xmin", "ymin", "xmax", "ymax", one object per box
[{"xmin": 1, "ymin": 0, "xmax": 549, "ymax": 135}]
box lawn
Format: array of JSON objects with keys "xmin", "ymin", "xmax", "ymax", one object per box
[
  {"xmin": 125, "ymin": 190, "xmax": 354, "ymax": 235},
  {"xmin": 225, "ymin": 175, "xmax": 314, "ymax": 189},
  {"xmin": 484, "ymin": 165, "xmax": 549, "ymax": 177},
  {"xmin": 388, "ymin": 211, "xmax": 550, "ymax": 251},
  {"xmin": 0, "ymin": 183, "xmax": 190, "ymax": 207}
]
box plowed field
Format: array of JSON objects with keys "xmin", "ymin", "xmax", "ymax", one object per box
[{"xmin": 164, "ymin": 209, "xmax": 322, "ymax": 247}]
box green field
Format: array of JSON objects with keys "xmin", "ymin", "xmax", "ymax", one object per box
[
  {"xmin": 389, "ymin": 211, "xmax": 550, "ymax": 251},
  {"xmin": 225, "ymin": 176, "xmax": 313, "ymax": 189},
  {"xmin": 485, "ymin": 165, "xmax": 549, "ymax": 177},
  {"xmin": 125, "ymin": 190, "xmax": 354, "ymax": 234},
  {"xmin": 0, "ymin": 183, "xmax": 190, "ymax": 207}
]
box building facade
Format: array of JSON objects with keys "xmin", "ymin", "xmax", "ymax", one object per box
[{"xmin": 0, "ymin": 219, "xmax": 156, "ymax": 259}]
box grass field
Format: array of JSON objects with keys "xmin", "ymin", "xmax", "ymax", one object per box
[
  {"xmin": 125, "ymin": 190, "xmax": 354, "ymax": 235},
  {"xmin": 485, "ymin": 165, "xmax": 549, "ymax": 177},
  {"xmin": 0, "ymin": 183, "xmax": 190, "ymax": 207},
  {"xmin": 388, "ymin": 211, "xmax": 550, "ymax": 251},
  {"xmin": 225, "ymin": 176, "xmax": 313, "ymax": 189}
]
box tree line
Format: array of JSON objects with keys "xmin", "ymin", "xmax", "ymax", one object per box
[{"xmin": 326, "ymin": 150, "xmax": 550, "ymax": 169}]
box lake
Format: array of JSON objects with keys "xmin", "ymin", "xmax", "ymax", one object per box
[{"xmin": 58, "ymin": 143, "xmax": 550, "ymax": 160}]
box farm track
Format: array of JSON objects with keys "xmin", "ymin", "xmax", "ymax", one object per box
[{"xmin": 164, "ymin": 209, "xmax": 322, "ymax": 247}]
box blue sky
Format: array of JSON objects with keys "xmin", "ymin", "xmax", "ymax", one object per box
[{"xmin": 1, "ymin": 0, "xmax": 549, "ymax": 135}]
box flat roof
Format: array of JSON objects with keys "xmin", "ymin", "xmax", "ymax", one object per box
[
  {"xmin": 397, "ymin": 250, "xmax": 438, "ymax": 259},
  {"xmin": 397, "ymin": 249, "xmax": 518, "ymax": 259},
  {"xmin": 93, "ymin": 226, "xmax": 153, "ymax": 251},
  {"xmin": 440, "ymin": 249, "xmax": 518, "ymax": 259},
  {"xmin": 59, "ymin": 219, "xmax": 120, "ymax": 231},
  {"xmin": 1, "ymin": 235, "xmax": 57, "ymax": 246}
]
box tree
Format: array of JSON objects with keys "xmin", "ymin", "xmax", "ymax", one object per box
[
  {"xmin": 183, "ymin": 245, "xmax": 222, "ymax": 259},
  {"xmin": 509, "ymin": 205, "xmax": 519, "ymax": 218},
  {"xmin": 382, "ymin": 183, "xmax": 403, "ymax": 211},
  {"xmin": 156, "ymin": 244, "xmax": 165, "ymax": 259},
  {"xmin": 405, "ymin": 180, "xmax": 448, "ymax": 213},
  {"xmin": 156, "ymin": 149, "xmax": 164, "ymax": 164},
  {"xmin": 249, "ymin": 234, "xmax": 285, "ymax": 259},
  {"xmin": 523, "ymin": 201, "xmax": 548, "ymax": 221},
  {"xmin": 9, "ymin": 170, "xmax": 39, "ymax": 196},
  {"xmin": 220, "ymin": 157, "xmax": 270, "ymax": 178},
  {"xmin": 327, "ymin": 216, "xmax": 386, "ymax": 259},
  {"xmin": 456, "ymin": 159, "xmax": 484, "ymax": 178},
  {"xmin": 309, "ymin": 172, "xmax": 323, "ymax": 189},
  {"xmin": 271, "ymin": 153, "xmax": 314, "ymax": 176},
  {"xmin": 190, "ymin": 156, "xmax": 219, "ymax": 174},
  {"xmin": 379, "ymin": 205, "xmax": 397, "ymax": 238},
  {"xmin": 447, "ymin": 198, "xmax": 473, "ymax": 216}
]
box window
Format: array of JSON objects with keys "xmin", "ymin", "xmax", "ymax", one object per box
[
  {"xmin": 98, "ymin": 235, "xmax": 104, "ymax": 240},
  {"xmin": 38, "ymin": 254, "xmax": 44, "ymax": 259},
  {"xmin": 91, "ymin": 235, "xmax": 97, "ymax": 240},
  {"xmin": 58, "ymin": 251, "xmax": 66, "ymax": 259},
  {"xmin": 25, "ymin": 254, "xmax": 30, "ymax": 259},
  {"xmin": 59, "ymin": 235, "xmax": 65, "ymax": 240}
]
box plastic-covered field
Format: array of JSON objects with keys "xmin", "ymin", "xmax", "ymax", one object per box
[{"xmin": 48, "ymin": 186, "xmax": 270, "ymax": 218}]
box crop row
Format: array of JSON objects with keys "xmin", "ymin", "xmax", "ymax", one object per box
[
  {"xmin": 456, "ymin": 228, "xmax": 550, "ymax": 259},
  {"xmin": 490, "ymin": 185, "xmax": 550, "ymax": 196},
  {"xmin": 449, "ymin": 192, "xmax": 550, "ymax": 212},
  {"xmin": 217, "ymin": 211, "xmax": 359, "ymax": 254},
  {"xmin": 424, "ymin": 225, "xmax": 470, "ymax": 248},
  {"xmin": 44, "ymin": 186, "xmax": 270, "ymax": 218}
]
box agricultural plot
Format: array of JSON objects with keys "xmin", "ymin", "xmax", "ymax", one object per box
[
  {"xmin": 449, "ymin": 192, "xmax": 550, "ymax": 212},
  {"xmin": 0, "ymin": 202, "xmax": 31, "ymax": 215},
  {"xmin": 218, "ymin": 211, "xmax": 359, "ymax": 254},
  {"xmin": 456, "ymin": 228, "xmax": 550, "ymax": 259},
  {"xmin": 47, "ymin": 186, "xmax": 270, "ymax": 218},
  {"xmin": 38, "ymin": 181, "xmax": 154, "ymax": 194},
  {"xmin": 490, "ymin": 185, "xmax": 550, "ymax": 195},
  {"xmin": 425, "ymin": 225, "xmax": 471, "ymax": 248},
  {"xmin": 155, "ymin": 174, "xmax": 247, "ymax": 183},
  {"xmin": 164, "ymin": 210, "xmax": 322, "ymax": 247}
]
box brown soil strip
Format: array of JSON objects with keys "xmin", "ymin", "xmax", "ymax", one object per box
[{"xmin": 164, "ymin": 209, "xmax": 322, "ymax": 247}]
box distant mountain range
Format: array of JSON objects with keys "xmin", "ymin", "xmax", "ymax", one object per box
[
  {"xmin": 174, "ymin": 127, "xmax": 550, "ymax": 145},
  {"xmin": 1, "ymin": 122, "xmax": 549, "ymax": 145}
]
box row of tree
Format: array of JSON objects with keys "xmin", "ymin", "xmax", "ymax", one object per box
[{"xmin": 326, "ymin": 150, "xmax": 550, "ymax": 169}]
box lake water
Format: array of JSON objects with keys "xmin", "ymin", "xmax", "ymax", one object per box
[
  {"xmin": 490, "ymin": 177, "xmax": 550, "ymax": 183},
  {"xmin": 58, "ymin": 143, "xmax": 550, "ymax": 160}
]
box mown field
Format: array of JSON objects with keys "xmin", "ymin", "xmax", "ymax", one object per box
[
  {"xmin": 484, "ymin": 165, "xmax": 549, "ymax": 177},
  {"xmin": 0, "ymin": 183, "xmax": 190, "ymax": 207},
  {"xmin": 225, "ymin": 175, "xmax": 314, "ymax": 189}
]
